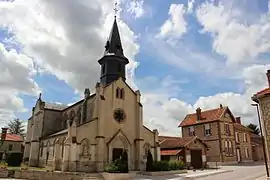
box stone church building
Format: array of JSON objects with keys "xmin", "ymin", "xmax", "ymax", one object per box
[{"xmin": 23, "ymin": 17, "xmax": 161, "ymax": 172}]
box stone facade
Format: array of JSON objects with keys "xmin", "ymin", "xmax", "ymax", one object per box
[
  {"xmin": 252, "ymin": 70, "xmax": 270, "ymax": 163},
  {"xmin": 23, "ymin": 17, "xmax": 160, "ymax": 172},
  {"xmin": 234, "ymin": 118, "xmax": 253, "ymax": 162}
]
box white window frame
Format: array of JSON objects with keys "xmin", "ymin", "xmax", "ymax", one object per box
[
  {"xmin": 245, "ymin": 148, "xmax": 249, "ymax": 158},
  {"xmin": 204, "ymin": 124, "xmax": 211, "ymax": 136},
  {"xmin": 188, "ymin": 126, "xmax": 195, "ymax": 136},
  {"xmin": 243, "ymin": 133, "xmax": 247, "ymax": 142},
  {"xmin": 224, "ymin": 140, "xmax": 228, "ymax": 154},
  {"xmin": 235, "ymin": 132, "xmax": 239, "ymax": 142}
]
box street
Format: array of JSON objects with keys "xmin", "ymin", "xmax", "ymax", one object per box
[{"xmin": 134, "ymin": 162, "xmax": 266, "ymax": 180}]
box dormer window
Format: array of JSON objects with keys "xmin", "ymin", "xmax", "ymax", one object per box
[{"xmin": 116, "ymin": 88, "xmax": 124, "ymax": 99}]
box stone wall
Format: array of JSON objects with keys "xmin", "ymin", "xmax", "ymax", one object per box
[{"xmin": 13, "ymin": 170, "xmax": 103, "ymax": 180}]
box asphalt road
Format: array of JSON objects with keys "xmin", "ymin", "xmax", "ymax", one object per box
[{"xmin": 195, "ymin": 163, "xmax": 266, "ymax": 180}]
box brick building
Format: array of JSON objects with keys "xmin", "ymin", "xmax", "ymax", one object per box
[
  {"xmin": 179, "ymin": 105, "xmax": 253, "ymax": 164},
  {"xmin": 159, "ymin": 136, "xmax": 208, "ymax": 169}
]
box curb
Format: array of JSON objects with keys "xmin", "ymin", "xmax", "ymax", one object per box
[{"xmin": 184, "ymin": 169, "xmax": 233, "ymax": 178}]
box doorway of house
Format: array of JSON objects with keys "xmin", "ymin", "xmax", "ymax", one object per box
[
  {"xmin": 236, "ymin": 148, "xmax": 241, "ymax": 162},
  {"xmin": 190, "ymin": 150, "xmax": 203, "ymax": 169}
]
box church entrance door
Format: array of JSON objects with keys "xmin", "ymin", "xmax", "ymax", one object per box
[
  {"xmin": 112, "ymin": 148, "xmax": 128, "ymax": 172},
  {"xmin": 146, "ymin": 150, "xmax": 153, "ymax": 171}
]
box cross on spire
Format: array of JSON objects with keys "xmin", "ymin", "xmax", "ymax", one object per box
[{"xmin": 113, "ymin": 2, "xmax": 118, "ymax": 18}]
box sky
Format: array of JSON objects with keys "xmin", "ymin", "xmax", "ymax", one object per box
[{"xmin": 0, "ymin": 0, "xmax": 270, "ymax": 136}]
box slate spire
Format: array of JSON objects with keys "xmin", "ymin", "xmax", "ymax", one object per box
[
  {"xmin": 104, "ymin": 17, "xmax": 124, "ymax": 56},
  {"xmin": 98, "ymin": 3, "xmax": 129, "ymax": 86}
]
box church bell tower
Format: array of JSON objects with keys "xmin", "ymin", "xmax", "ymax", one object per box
[{"xmin": 98, "ymin": 15, "xmax": 129, "ymax": 86}]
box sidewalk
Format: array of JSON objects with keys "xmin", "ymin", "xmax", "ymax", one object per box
[
  {"xmin": 182, "ymin": 169, "xmax": 233, "ymax": 178},
  {"xmin": 256, "ymin": 175, "xmax": 270, "ymax": 180}
]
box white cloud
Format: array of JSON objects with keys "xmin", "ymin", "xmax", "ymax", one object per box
[
  {"xmin": 0, "ymin": 42, "xmax": 40, "ymax": 128},
  {"xmin": 0, "ymin": 0, "xmax": 139, "ymax": 93},
  {"xmin": 126, "ymin": 0, "xmax": 145, "ymax": 18},
  {"xmin": 0, "ymin": 0, "xmax": 140, "ymax": 128},
  {"xmin": 157, "ymin": 4, "xmax": 188, "ymax": 40},
  {"xmin": 196, "ymin": 1, "xmax": 270, "ymax": 65}
]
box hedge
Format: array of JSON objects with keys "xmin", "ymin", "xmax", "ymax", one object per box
[
  {"xmin": 6, "ymin": 153, "xmax": 23, "ymax": 167},
  {"xmin": 149, "ymin": 160, "xmax": 185, "ymax": 172}
]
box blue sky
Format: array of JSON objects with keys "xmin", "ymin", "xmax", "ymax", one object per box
[{"xmin": 0, "ymin": 0, "xmax": 270, "ymax": 135}]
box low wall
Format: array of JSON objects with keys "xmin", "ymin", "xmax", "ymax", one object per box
[
  {"xmin": 139, "ymin": 170, "xmax": 187, "ymax": 176},
  {"xmin": 13, "ymin": 170, "xmax": 103, "ymax": 180},
  {"xmin": 101, "ymin": 172, "xmax": 137, "ymax": 180}
]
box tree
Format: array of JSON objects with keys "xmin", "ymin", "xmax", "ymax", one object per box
[
  {"xmin": 247, "ymin": 123, "xmax": 260, "ymax": 136},
  {"xmin": 7, "ymin": 118, "xmax": 25, "ymax": 135}
]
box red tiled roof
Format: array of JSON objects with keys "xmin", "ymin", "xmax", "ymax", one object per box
[
  {"xmin": 159, "ymin": 136, "xmax": 195, "ymax": 149},
  {"xmin": 179, "ymin": 107, "xmax": 227, "ymax": 127},
  {"xmin": 1, "ymin": 134, "xmax": 23, "ymax": 142},
  {"xmin": 255, "ymin": 88, "xmax": 270, "ymax": 96},
  {"xmin": 161, "ymin": 149, "xmax": 182, "ymax": 156}
]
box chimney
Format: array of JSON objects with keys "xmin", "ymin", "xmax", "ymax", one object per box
[
  {"xmin": 267, "ymin": 70, "xmax": 270, "ymax": 87},
  {"xmin": 196, "ymin": 107, "xmax": 201, "ymax": 121},
  {"xmin": 1, "ymin": 127, "xmax": 8, "ymax": 141},
  {"xmin": 236, "ymin": 117, "xmax": 241, "ymax": 124},
  {"xmin": 220, "ymin": 104, "xmax": 223, "ymax": 108}
]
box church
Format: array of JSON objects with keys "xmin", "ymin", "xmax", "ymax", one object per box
[{"xmin": 23, "ymin": 16, "xmax": 161, "ymax": 172}]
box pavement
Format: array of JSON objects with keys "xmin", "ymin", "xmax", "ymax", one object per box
[{"xmin": 134, "ymin": 161, "xmax": 267, "ymax": 180}]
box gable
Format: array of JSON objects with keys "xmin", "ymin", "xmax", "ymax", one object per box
[{"xmin": 221, "ymin": 107, "xmax": 236, "ymax": 123}]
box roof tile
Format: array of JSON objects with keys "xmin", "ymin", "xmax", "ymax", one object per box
[
  {"xmin": 1, "ymin": 134, "xmax": 23, "ymax": 142},
  {"xmin": 179, "ymin": 107, "xmax": 227, "ymax": 127},
  {"xmin": 160, "ymin": 149, "xmax": 182, "ymax": 156},
  {"xmin": 159, "ymin": 136, "xmax": 195, "ymax": 149}
]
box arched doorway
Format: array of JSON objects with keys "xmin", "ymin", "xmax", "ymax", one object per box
[
  {"xmin": 112, "ymin": 148, "xmax": 128, "ymax": 172},
  {"xmin": 146, "ymin": 150, "xmax": 153, "ymax": 171}
]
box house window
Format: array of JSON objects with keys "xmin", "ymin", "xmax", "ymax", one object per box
[
  {"xmin": 235, "ymin": 132, "xmax": 239, "ymax": 142},
  {"xmin": 225, "ymin": 123, "xmax": 230, "ymax": 135},
  {"xmin": 245, "ymin": 148, "xmax": 249, "ymax": 158},
  {"xmin": 224, "ymin": 140, "xmax": 228, "ymax": 155},
  {"xmin": 188, "ymin": 126, "xmax": 195, "ymax": 136},
  {"xmin": 228, "ymin": 141, "xmax": 232, "ymax": 155},
  {"xmin": 8, "ymin": 144, "xmax": 13, "ymax": 151},
  {"xmin": 204, "ymin": 124, "xmax": 211, "ymax": 136},
  {"xmin": 102, "ymin": 64, "xmax": 106, "ymax": 74},
  {"xmin": 244, "ymin": 133, "xmax": 247, "ymax": 142}
]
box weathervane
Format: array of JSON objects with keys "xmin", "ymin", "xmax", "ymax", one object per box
[{"xmin": 113, "ymin": 2, "xmax": 118, "ymax": 18}]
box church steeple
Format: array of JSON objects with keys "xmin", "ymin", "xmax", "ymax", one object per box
[
  {"xmin": 98, "ymin": 10, "xmax": 129, "ymax": 86},
  {"xmin": 104, "ymin": 17, "xmax": 124, "ymax": 56}
]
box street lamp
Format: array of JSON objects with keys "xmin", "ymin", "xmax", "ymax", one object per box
[{"xmin": 251, "ymin": 103, "xmax": 269, "ymax": 177}]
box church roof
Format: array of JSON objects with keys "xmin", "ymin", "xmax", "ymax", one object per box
[{"xmin": 44, "ymin": 102, "xmax": 68, "ymax": 111}]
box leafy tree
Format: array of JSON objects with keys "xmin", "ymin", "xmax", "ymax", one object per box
[
  {"xmin": 7, "ymin": 118, "xmax": 25, "ymax": 135},
  {"xmin": 247, "ymin": 123, "xmax": 260, "ymax": 136}
]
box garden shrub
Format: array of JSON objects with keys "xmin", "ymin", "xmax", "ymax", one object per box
[
  {"xmin": 168, "ymin": 160, "xmax": 185, "ymax": 170},
  {"xmin": 6, "ymin": 153, "xmax": 23, "ymax": 167},
  {"xmin": 104, "ymin": 159, "xmax": 128, "ymax": 173},
  {"xmin": 150, "ymin": 160, "xmax": 185, "ymax": 171}
]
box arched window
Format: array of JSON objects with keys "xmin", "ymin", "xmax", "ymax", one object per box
[
  {"xmin": 116, "ymin": 88, "xmax": 120, "ymax": 98},
  {"xmin": 120, "ymin": 88, "xmax": 124, "ymax": 99}
]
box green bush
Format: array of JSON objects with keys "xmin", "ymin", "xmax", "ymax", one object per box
[
  {"xmin": 150, "ymin": 160, "xmax": 185, "ymax": 171},
  {"xmin": 6, "ymin": 153, "xmax": 23, "ymax": 167},
  {"xmin": 104, "ymin": 159, "xmax": 128, "ymax": 173},
  {"xmin": 151, "ymin": 161, "xmax": 169, "ymax": 171},
  {"xmin": 168, "ymin": 160, "xmax": 185, "ymax": 170}
]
